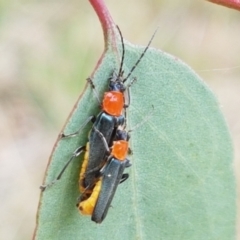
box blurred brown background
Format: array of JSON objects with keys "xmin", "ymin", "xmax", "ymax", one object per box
[{"xmin": 0, "ymin": 0, "xmax": 239, "ymax": 239}]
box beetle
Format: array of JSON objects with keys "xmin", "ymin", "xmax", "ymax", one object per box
[
  {"xmin": 77, "ymin": 127, "xmax": 131, "ymax": 223},
  {"xmin": 40, "ymin": 25, "xmax": 155, "ymax": 191}
]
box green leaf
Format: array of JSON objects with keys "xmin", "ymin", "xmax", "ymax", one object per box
[{"xmin": 34, "ymin": 39, "xmax": 236, "ymax": 239}]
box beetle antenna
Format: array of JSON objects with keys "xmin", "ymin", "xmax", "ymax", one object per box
[
  {"xmin": 116, "ymin": 25, "xmax": 125, "ymax": 78},
  {"xmin": 123, "ymin": 27, "xmax": 158, "ymax": 83},
  {"xmin": 128, "ymin": 105, "xmax": 154, "ymax": 133}
]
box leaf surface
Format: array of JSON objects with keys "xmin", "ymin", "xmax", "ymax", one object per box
[{"xmin": 34, "ymin": 38, "xmax": 236, "ymax": 240}]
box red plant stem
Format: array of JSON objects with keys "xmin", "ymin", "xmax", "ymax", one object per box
[
  {"xmin": 207, "ymin": 0, "xmax": 240, "ymax": 11},
  {"xmin": 89, "ymin": 0, "xmax": 116, "ymax": 47}
]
